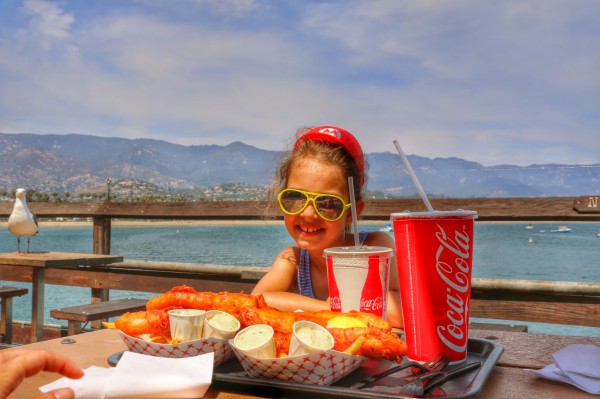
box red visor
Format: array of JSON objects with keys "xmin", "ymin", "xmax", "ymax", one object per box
[{"xmin": 293, "ymin": 125, "xmax": 365, "ymax": 186}]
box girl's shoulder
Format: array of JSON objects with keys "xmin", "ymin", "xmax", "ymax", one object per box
[
  {"xmin": 272, "ymin": 245, "xmax": 302, "ymax": 294},
  {"xmin": 273, "ymin": 245, "xmax": 302, "ymax": 269}
]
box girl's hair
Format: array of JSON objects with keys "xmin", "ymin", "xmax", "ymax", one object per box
[{"xmin": 266, "ymin": 126, "xmax": 368, "ymax": 216}]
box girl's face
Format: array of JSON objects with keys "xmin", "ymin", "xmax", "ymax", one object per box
[{"xmin": 284, "ymin": 158, "xmax": 351, "ymax": 253}]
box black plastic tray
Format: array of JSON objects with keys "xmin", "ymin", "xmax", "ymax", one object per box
[{"xmin": 211, "ymin": 338, "xmax": 503, "ymax": 398}]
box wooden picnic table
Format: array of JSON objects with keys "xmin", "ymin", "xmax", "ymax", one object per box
[
  {"xmin": 4, "ymin": 328, "xmax": 600, "ymax": 398},
  {"xmin": 0, "ymin": 252, "xmax": 123, "ymax": 343}
]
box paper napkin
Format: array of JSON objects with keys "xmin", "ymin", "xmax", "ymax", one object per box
[
  {"xmin": 40, "ymin": 351, "xmax": 214, "ymax": 399},
  {"xmin": 535, "ymin": 344, "xmax": 600, "ymax": 395}
]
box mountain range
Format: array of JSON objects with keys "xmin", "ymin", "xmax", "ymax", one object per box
[{"xmin": 1, "ymin": 133, "xmax": 598, "ymax": 198}]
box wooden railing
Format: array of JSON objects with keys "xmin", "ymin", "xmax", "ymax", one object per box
[
  {"xmin": 2, "ymin": 196, "xmax": 599, "ymax": 253},
  {"xmin": 1, "ymin": 197, "xmax": 599, "ymax": 330},
  {"xmin": 2, "ymin": 196, "xmax": 600, "ymax": 221}
]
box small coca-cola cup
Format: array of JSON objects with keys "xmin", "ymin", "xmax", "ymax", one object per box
[
  {"xmin": 392, "ymin": 210, "xmax": 477, "ymax": 364},
  {"xmin": 324, "ymin": 246, "xmax": 392, "ymax": 319}
]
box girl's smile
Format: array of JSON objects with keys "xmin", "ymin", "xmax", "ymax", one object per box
[{"xmin": 299, "ymin": 225, "xmax": 320, "ymax": 234}]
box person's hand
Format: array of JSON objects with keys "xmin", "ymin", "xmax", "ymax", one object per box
[{"xmin": 0, "ymin": 349, "xmax": 84, "ymax": 399}]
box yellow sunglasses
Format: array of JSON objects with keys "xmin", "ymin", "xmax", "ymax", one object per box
[{"xmin": 277, "ymin": 188, "xmax": 351, "ymax": 221}]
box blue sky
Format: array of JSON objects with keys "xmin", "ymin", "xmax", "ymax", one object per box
[{"xmin": 0, "ymin": 0, "xmax": 598, "ymax": 166}]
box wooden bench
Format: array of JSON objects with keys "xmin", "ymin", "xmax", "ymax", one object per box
[
  {"xmin": 50, "ymin": 298, "xmax": 147, "ymax": 335},
  {"xmin": 0, "ymin": 286, "xmax": 29, "ymax": 344}
]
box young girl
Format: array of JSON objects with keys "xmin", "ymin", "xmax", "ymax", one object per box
[{"xmin": 252, "ymin": 125, "xmax": 403, "ymax": 328}]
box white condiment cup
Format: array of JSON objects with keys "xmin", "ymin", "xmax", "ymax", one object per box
[
  {"xmin": 288, "ymin": 320, "xmax": 334, "ymax": 357},
  {"xmin": 232, "ymin": 324, "xmax": 276, "ymax": 359},
  {"xmin": 203, "ymin": 310, "xmax": 241, "ymax": 339},
  {"xmin": 168, "ymin": 309, "xmax": 206, "ymax": 343}
]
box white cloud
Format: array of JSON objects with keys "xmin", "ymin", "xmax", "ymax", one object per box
[
  {"xmin": 22, "ymin": 0, "xmax": 74, "ymax": 42},
  {"xmin": 87, "ymin": 14, "xmax": 302, "ymax": 79},
  {"xmin": 302, "ymin": 0, "xmax": 600, "ymax": 89}
]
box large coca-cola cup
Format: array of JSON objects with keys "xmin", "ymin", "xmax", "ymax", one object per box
[
  {"xmin": 392, "ymin": 210, "xmax": 477, "ymax": 364},
  {"xmin": 324, "ymin": 246, "xmax": 392, "ymax": 319}
]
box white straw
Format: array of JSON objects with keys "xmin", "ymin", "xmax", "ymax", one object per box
[
  {"xmin": 393, "ymin": 140, "xmax": 434, "ymax": 212},
  {"xmin": 348, "ymin": 176, "xmax": 360, "ymax": 246}
]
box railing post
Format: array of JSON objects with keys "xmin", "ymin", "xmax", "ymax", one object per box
[
  {"xmin": 93, "ymin": 216, "xmax": 112, "ymax": 255},
  {"xmin": 92, "ymin": 216, "xmax": 111, "ymax": 328}
]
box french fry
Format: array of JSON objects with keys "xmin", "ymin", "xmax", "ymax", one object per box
[
  {"xmin": 148, "ymin": 334, "xmax": 168, "ymax": 344},
  {"xmin": 343, "ymin": 336, "xmax": 365, "ymax": 355},
  {"xmin": 102, "ymin": 322, "xmax": 116, "ymax": 329}
]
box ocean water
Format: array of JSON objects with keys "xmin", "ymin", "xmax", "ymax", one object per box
[{"xmin": 1, "ymin": 221, "xmax": 599, "ymax": 337}]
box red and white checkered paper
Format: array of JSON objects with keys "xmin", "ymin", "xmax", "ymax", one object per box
[
  {"xmin": 230, "ymin": 343, "xmax": 366, "ymax": 386},
  {"xmin": 118, "ymin": 330, "xmax": 234, "ymax": 366}
]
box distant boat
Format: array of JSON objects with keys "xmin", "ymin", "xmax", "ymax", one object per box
[
  {"xmin": 596, "ymin": 230, "xmax": 600, "ymax": 238},
  {"xmin": 525, "ymin": 224, "xmax": 534, "ymax": 230},
  {"xmin": 550, "ymin": 226, "xmax": 573, "ymax": 233},
  {"xmin": 380, "ymin": 223, "xmax": 393, "ymax": 232}
]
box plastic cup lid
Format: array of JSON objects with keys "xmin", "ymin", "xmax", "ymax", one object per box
[
  {"xmin": 390, "ymin": 209, "xmax": 478, "ymax": 219},
  {"xmin": 323, "ymin": 245, "xmax": 393, "ymax": 256}
]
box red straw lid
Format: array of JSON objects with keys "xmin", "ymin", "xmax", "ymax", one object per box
[{"xmin": 293, "ymin": 126, "xmax": 365, "ymax": 186}]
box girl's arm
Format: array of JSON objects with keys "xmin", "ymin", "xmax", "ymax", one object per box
[{"xmin": 252, "ymin": 246, "xmax": 330, "ymax": 312}]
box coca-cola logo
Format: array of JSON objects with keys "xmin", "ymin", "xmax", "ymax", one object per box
[
  {"xmin": 434, "ymin": 223, "xmax": 471, "ymax": 354},
  {"xmin": 360, "ymin": 296, "xmax": 384, "ymax": 311},
  {"xmin": 327, "ymin": 256, "xmax": 342, "ymax": 312},
  {"xmin": 330, "ymin": 296, "xmax": 342, "ymax": 311},
  {"xmin": 359, "ymin": 255, "xmax": 386, "ymax": 317}
]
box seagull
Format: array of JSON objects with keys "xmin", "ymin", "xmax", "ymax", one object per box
[{"xmin": 7, "ymin": 188, "xmax": 39, "ymax": 253}]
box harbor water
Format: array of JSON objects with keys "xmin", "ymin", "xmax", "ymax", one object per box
[{"xmin": 1, "ymin": 221, "xmax": 599, "ymax": 337}]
